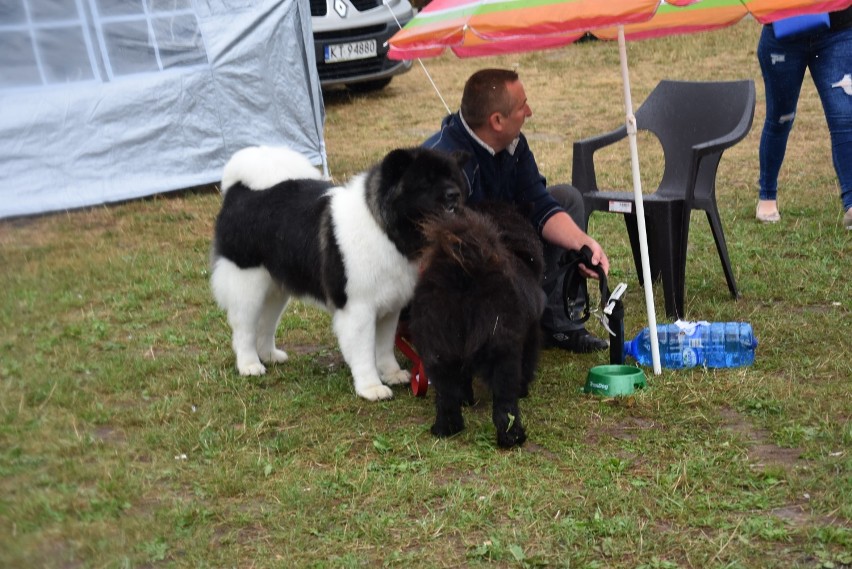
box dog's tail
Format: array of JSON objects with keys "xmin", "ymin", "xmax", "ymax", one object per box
[{"xmin": 220, "ymin": 146, "xmax": 321, "ymax": 195}]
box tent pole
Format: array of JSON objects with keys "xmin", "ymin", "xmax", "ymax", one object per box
[{"xmin": 617, "ymin": 25, "xmax": 661, "ymax": 375}]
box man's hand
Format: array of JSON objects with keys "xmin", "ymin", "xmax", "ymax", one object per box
[
  {"xmin": 541, "ymin": 212, "xmax": 610, "ymax": 279},
  {"xmin": 578, "ymin": 239, "xmax": 609, "ymax": 280}
]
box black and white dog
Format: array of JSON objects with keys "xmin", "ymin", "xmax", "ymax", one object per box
[
  {"xmin": 409, "ymin": 202, "xmax": 546, "ymax": 448},
  {"xmin": 211, "ymin": 146, "xmax": 468, "ymax": 401}
]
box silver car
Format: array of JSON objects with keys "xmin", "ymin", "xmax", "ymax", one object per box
[{"xmin": 311, "ymin": 0, "xmax": 414, "ymax": 92}]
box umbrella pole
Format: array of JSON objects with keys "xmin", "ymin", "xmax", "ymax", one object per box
[{"xmin": 617, "ymin": 26, "xmax": 661, "ymax": 375}]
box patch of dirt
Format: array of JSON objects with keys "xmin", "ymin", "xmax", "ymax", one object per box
[
  {"xmin": 27, "ymin": 540, "xmax": 82, "ymax": 569},
  {"xmin": 210, "ymin": 521, "xmax": 268, "ymax": 547},
  {"xmin": 288, "ymin": 343, "xmax": 344, "ymax": 369},
  {"xmin": 522, "ymin": 441, "xmax": 560, "ymax": 460},
  {"xmin": 288, "ymin": 343, "xmax": 325, "ymax": 355},
  {"xmin": 715, "ymin": 408, "xmax": 850, "ymax": 530},
  {"xmin": 608, "ymin": 417, "xmax": 657, "ymax": 440},
  {"xmin": 769, "ymin": 504, "xmax": 851, "ymax": 529},
  {"xmin": 718, "ymin": 407, "xmax": 802, "ymax": 470},
  {"xmin": 429, "ymin": 465, "xmax": 480, "ymax": 490},
  {"xmin": 769, "ymin": 504, "xmax": 811, "ymax": 525},
  {"xmin": 584, "ymin": 416, "xmax": 658, "ymax": 446},
  {"xmin": 91, "ymin": 425, "xmax": 127, "ymax": 444}
]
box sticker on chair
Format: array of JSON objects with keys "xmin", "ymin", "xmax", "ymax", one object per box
[{"xmin": 608, "ymin": 201, "xmax": 633, "ymax": 214}]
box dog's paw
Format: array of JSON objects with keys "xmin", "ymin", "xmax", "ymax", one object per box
[
  {"xmin": 238, "ymin": 362, "xmax": 267, "ymax": 376},
  {"xmin": 381, "ymin": 369, "xmax": 410, "ymax": 386},
  {"xmin": 497, "ymin": 425, "xmax": 527, "ymax": 449},
  {"xmin": 262, "ymin": 349, "xmax": 289, "ymax": 364},
  {"xmin": 431, "ymin": 416, "xmax": 464, "ymax": 438},
  {"xmin": 357, "ymin": 384, "xmax": 394, "ymax": 401},
  {"xmin": 429, "ymin": 423, "xmax": 464, "ymax": 438}
]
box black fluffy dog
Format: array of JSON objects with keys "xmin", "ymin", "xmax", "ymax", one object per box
[{"xmin": 409, "ymin": 202, "xmax": 545, "ymax": 448}]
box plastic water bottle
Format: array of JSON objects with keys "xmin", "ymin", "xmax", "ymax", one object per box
[{"xmin": 624, "ymin": 321, "xmax": 757, "ymax": 369}]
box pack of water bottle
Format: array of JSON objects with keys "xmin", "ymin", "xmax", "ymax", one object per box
[{"xmin": 624, "ymin": 320, "xmax": 757, "ymax": 369}]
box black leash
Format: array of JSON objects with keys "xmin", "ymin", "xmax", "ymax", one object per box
[{"xmin": 562, "ymin": 245, "xmax": 610, "ymax": 324}]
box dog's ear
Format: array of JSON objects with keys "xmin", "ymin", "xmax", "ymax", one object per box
[
  {"xmin": 381, "ymin": 148, "xmax": 417, "ymax": 183},
  {"xmin": 450, "ymin": 150, "xmax": 472, "ymax": 169}
]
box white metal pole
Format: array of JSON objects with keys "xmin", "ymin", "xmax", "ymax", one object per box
[{"xmin": 617, "ymin": 25, "xmax": 661, "ymax": 375}]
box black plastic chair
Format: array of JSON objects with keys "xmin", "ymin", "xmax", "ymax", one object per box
[{"xmin": 572, "ymin": 79, "xmax": 755, "ymax": 318}]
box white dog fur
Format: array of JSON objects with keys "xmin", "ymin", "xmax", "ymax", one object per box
[
  {"xmin": 211, "ymin": 147, "xmax": 439, "ymax": 401},
  {"xmin": 220, "ymin": 145, "xmax": 322, "ymax": 192}
]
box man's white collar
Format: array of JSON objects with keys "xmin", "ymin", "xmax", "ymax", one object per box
[{"xmin": 459, "ymin": 111, "xmax": 520, "ymax": 156}]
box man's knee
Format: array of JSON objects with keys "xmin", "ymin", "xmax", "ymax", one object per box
[{"xmin": 548, "ymin": 184, "xmax": 586, "ymax": 230}]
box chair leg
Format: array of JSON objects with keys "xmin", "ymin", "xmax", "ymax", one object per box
[
  {"xmin": 624, "ymin": 215, "xmax": 644, "ymax": 286},
  {"xmin": 624, "ymin": 214, "xmax": 662, "ymax": 287},
  {"xmin": 673, "ymin": 204, "xmax": 689, "ymax": 319},
  {"xmin": 623, "ymin": 206, "xmax": 685, "ymax": 319},
  {"xmin": 705, "ymin": 206, "xmax": 740, "ymax": 299},
  {"xmin": 655, "ymin": 203, "xmax": 687, "ymax": 319}
]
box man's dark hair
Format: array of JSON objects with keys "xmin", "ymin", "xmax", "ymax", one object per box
[{"xmin": 460, "ymin": 69, "xmax": 519, "ymax": 129}]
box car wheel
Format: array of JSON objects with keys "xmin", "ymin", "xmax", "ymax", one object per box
[{"xmin": 346, "ymin": 78, "xmax": 392, "ymax": 93}]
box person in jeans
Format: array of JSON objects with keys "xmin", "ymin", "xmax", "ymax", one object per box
[
  {"xmin": 423, "ymin": 68, "xmax": 610, "ymax": 353},
  {"xmin": 756, "ymin": 7, "xmax": 852, "ymax": 229}
]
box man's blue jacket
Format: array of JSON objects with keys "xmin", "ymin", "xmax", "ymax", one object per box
[{"xmin": 423, "ymin": 112, "xmax": 564, "ymax": 234}]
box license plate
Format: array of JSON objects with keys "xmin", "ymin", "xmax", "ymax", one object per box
[{"xmin": 324, "ymin": 39, "xmax": 377, "ymax": 63}]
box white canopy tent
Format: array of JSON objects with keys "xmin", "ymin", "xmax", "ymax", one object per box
[{"xmin": 0, "ymin": 0, "xmax": 327, "ymax": 219}]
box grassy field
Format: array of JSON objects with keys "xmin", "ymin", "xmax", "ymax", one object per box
[{"xmin": 1, "ymin": 19, "xmax": 850, "ymax": 568}]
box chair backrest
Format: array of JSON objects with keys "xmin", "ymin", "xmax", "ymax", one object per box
[{"xmin": 635, "ymin": 80, "xmax": 755, "ymax": 201}]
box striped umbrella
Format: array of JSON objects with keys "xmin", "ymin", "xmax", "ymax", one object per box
[
  {"xmin": 390, "ymin": 0, "xmax": 852, "ymax": 57},
  {"xmin": 387, "ymin": 0, "xmax": 660, "ymax": 59},
  {"xmin": 593, "ymin": 0, "xmax": 852, "ymax": 40},
  {"xmin": 388, "ymin": 0, "xmax": 852, "ymax": 373}
]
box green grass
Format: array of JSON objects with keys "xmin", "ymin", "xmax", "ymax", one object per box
[{"xmin": 1, "ymin": 20, "xmax": 851, "ymax": 568}]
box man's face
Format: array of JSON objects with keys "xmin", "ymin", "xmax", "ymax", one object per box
[{"xmin": 500, "ymin": 80, "xmax": 533, "ymax": 143}]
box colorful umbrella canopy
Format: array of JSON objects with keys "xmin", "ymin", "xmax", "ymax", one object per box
[
  {"xmin": 388, "ymin": 0, "xmax": 659, "ymax": 60},
  {"xmin": 593, "ymin": 0, "xmax": 852, "ymax": 40},
  {"xmin": 388, "ymin": 0, "xmax": 852, "ymax": 373},
  {"xmin": 389, "ymin": 0, "xmax": 852, "ymax": 58}
]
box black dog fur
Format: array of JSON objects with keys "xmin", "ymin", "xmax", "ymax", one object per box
[{"xmin": 408, "ymin": 202, "xmax": 546, "ymax": 448}]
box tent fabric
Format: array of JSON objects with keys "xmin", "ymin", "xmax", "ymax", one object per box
[{"xmin": 0, "ymin": 0, "xmax": 326, "ymax": 219}]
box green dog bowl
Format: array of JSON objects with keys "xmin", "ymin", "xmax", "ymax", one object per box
[{"xmin": 583, "ymin": 365, "xmax": 646, "ymax": 397}]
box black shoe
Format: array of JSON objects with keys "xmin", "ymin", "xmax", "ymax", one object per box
[{"xmin": 544, "ymin": 329, "xmax": 608, "ymax": 353}]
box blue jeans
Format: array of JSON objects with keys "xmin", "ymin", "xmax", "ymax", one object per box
[{"xmin": 757, "ymin": 24, "xmax": 852, "ymax": 211}]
